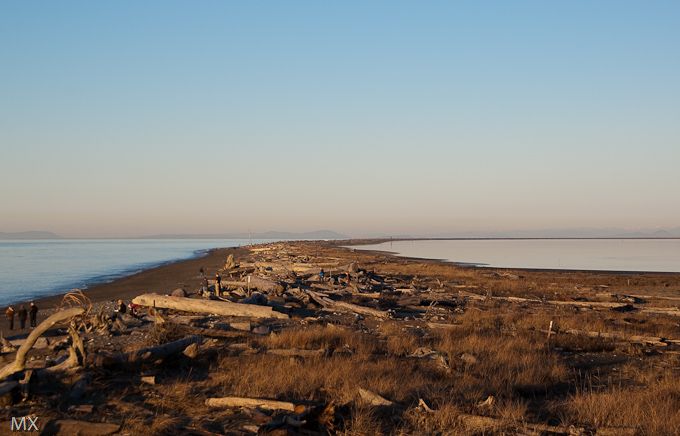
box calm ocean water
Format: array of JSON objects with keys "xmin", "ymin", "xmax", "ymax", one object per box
[
  {"xmin": 355, "ymin": 239, "xmax": 680, "ymax": 273},
  {"xmin": 0, "ymin": 239, "xmax": 272, "ymax": 305}
]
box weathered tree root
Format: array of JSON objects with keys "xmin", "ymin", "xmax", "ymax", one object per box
[{"xmin": 0, "ymin": 307, "xmax": 85, "ymax": 380}]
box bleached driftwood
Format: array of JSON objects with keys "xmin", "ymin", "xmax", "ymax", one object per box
[
  {"xmin": 44, "ymin": 325, "xmax": 86, "ymax": 373},
  {"xmin": 459, "ymin": 290, "xmax": 680, "ymax": 317},
  {"xmin": 307, "ymin": 290, "xmax": 389, "ymax": 319},
  {"xmin": 132, "ymin": 294, "xmax": 288, "ymax": 319},
  {"xmin": 0, "ymin": 307, "xmax": 85, "ymax": 380},
  {"xmin": 205, "ymin": 396, "xmax": 295, "ymax": 411},
  {"xmin": 358, "ymin": 388, "xmax": 393, "ymax": 406},
  {"xmin": 551, "ymin": 328, "xmax": 677, "ymax": 347}
]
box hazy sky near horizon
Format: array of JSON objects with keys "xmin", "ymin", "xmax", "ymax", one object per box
[{"xmin": 1, "ymin": 1, "xmax": 679, "ymax": 237}]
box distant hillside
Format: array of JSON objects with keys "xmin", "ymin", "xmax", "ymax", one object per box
[
  {"xmin": 143, "ymin": 230, "xmax": 349, "ymax": 240},
  {"xmin": 0, "ymin": 231, "xmax": 62, "ymax": 240}
]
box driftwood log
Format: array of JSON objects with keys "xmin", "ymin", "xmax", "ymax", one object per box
[
  {"xmin": 132, "ymin": 294, "xmax": 288, "ymax": 319},
  {"xmin": 307, "ymin": 290, "xmax": 389, "ymax": 319},
  {"xmin": 95, "ymin": 335, "xmax": 203, "ymax": 368},
  {"xmin": 552, "ymin": 328, "xmax": 679, "ymax": 347},
  {"xmin": 43, "ymin": 325, "xmax": 86, "ymax": 374},
  {"xmin": 205, "ymin": 396, "xmax": 295, "ymax": 411},
  {"xmin": 0, "ymin": 307, "xmax": 85, "ymax": 380},
  {"xmin": 460, "ymin": 291, "xmax": 680, "ymax": 318}
]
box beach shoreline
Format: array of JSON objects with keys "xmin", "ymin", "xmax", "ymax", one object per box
[{"xmin": 0, "ymin": 246, "xmax": 248, "ymax": 338}]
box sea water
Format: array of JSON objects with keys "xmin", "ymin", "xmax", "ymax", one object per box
[
  {"xmin": 0, "ymin": 239, "xmax": 271, "ymax": 305},
  {"xmin": 354, "ymin": 239, "xmax": 680, "ymax": 273}
]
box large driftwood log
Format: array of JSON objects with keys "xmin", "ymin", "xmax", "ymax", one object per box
[
  {"xmin": 95, "ymin": 335, "xmax": 203, "ymax": 368},
  {"xmin": 218, "ymin": 276, "xmax": 281, "ymax": 293},
  {"xmin": 132, "ymin": 294, "xmax": 288, "ymax": 319},
  {"xmin": 0, "ymin": 307, "xmax": 84, "ymax": 380},
  {"xmin": 459, "ymin": 290, "xmax": 680, "ymax": 317},
  {"xmin": 307, "ymin": 290, "xmax": 389, "ymax": 319},
  {"xmin": 205, "ymin": 396, "xmax": 295, "ymax": 411},
  {"xmin": 553, "ymin": 328, "xmax": 677, "ymax": 347}
]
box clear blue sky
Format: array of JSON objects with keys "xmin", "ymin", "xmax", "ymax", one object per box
[{"xmin": 1, "ymin": 1, "xmax": 679, "ymax": 237}]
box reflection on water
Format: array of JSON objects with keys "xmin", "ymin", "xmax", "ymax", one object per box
[{"xmin": 354, "ymin": 239, "xmax": 680, "ymax": 273}]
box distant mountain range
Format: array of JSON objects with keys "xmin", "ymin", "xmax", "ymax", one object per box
[
  {"xmin": 143, "ymin": 230, "xmax": 349, "ymax": 240},
  {"xmin": 0, "ymin": 230, "xmax": 348, "ymax": 240},
  {"xmin": 0, "ymin": 231, "xmax": 62, "ymax": 240}
]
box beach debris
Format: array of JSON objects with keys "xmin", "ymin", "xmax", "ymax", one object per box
[
  {"xmin": 141, "ymin": 375, "xmax": 156, "ymax": 385},
  {"xmin": 358, "ymin": 388, "xmax": 393, "ymax": 406},
  {"xmin": 94, "ymin": 335, "xmax": 203, "ymax": 368},
  {"xmin": 0, "ymin": 307, "xmax": 85, "ymax": 380},
  {"xmin": 549, "ymin": 328, "xmax": 675, "ymax": 347},
  {"xmin": 476, "ymin": 395, "xmax": 495, "ymax": 409},
  {"xmin": 417, "ymin": 398, "xmax": 435, "ymax": 413},
  {"xmin": 44, "ymin": 324, "xmax": 86, "ymax": 374},
  {"xmin": 229, "ymin": 321, "xmax": 251, "ymax": 331},
  {"xmin": 224, "ymin": 253, "xmax": 237, "ymax": 270},
  {"xmin": 205, "ymin": 396, "xmax": 296, "ymax": 411},
  {"xmin": 0, "ymin": 335, "xmax": 17, "ymax": 353},
  {"xmin": 306, "ymin": 290, "xmax": 390, "ymax": 319},
  {"xmin": 132, "ymin": 293, "xmax": 288, "ymax": 319},
  {"xmin": 182, "ymin": 342, "xmax": 199, "ymax": 358}
]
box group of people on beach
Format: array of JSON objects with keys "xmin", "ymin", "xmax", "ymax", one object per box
[
  {"xmin": 199, "ymin": 267, "xmax": 222, "ymax": 298},
  {"xmin": 4, "ymin": 302, "xmax": 39, "ymax": 331}
]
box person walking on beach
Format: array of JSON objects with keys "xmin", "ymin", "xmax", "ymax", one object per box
[
  {"xmin": 29, "ymin": 302, "xmax": 38, "ymax": 327},
  {"xmin": 319, "ymin": 268, "xmax": 325, "ymax": 283},
  {"xmin": 18, "ymin": 305, "xmax": 27, "ymax": 330},
  {"xmin": 5, "ymin": 306, "xmax": 15, "ymax": 331}
]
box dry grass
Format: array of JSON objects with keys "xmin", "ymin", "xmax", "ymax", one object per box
[
  {"xmin": 264, "ymin": 324, "xmax": 378, "ymax": 356},
  {"xmin": 560, "ymin": 374, "xmax": 680, "ymax": 434}
]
